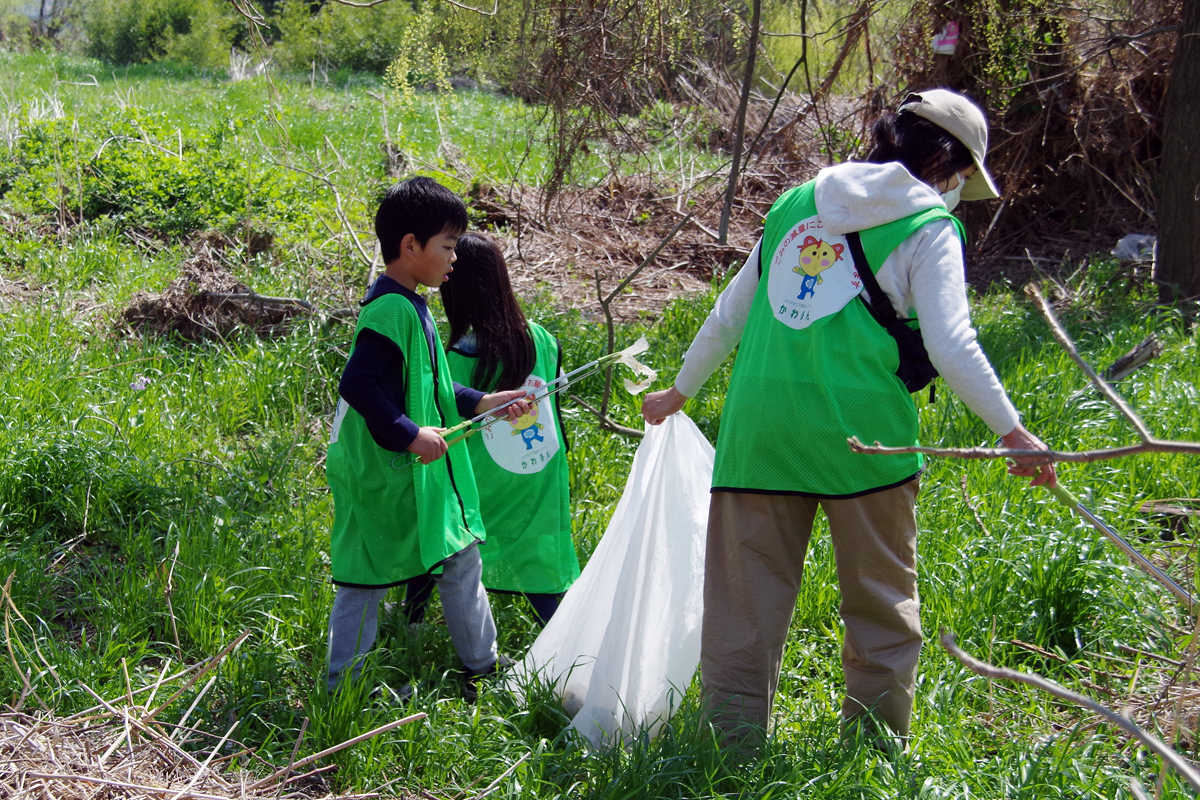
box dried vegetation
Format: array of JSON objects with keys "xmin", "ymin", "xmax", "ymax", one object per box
[
  {"xmin": 0, "ymin": 621, "xmax": 416, "ymax": 800},
  {"xmin": 891, "ymin": 0, "xmax": 1180, "ymax": 282},
  {"xmin": 120, "ymin": 234, "xmax": 312, "ymax": 341}
]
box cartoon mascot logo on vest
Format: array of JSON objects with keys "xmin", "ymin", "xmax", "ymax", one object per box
[
  {"xmin": 767, "ymin": 214, "xmax": 861, "ymax": 331},
  {"xmin": 509, "ymin": 403, "xmax": 545, "ymax": 450},
  {"xmin": 791, "ymin": 236, "xmax": 845, "ymax": 300},
  {"xmin": 481, "ymin": 374, "xmax": 560, "ymax": 474}
]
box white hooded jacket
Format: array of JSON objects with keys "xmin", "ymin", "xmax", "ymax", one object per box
[{"xmin": 674, "ymin": 161, "xmax": 1020, "ymax": 437}]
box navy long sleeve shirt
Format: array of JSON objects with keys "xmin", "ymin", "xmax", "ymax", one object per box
[{"xmin": 338, "ymin": 276, "xmax": 484, "ymax": 452}]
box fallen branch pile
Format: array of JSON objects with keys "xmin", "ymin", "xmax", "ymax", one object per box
[
  {"xmin": 120, "ymin": 235, "xmax": 313, "ymax": 341},
  {"xmin": 470, "ymin": 169, "xmax": 784, "ymax": 322}
]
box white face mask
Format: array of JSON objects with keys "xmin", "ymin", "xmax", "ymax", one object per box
[{"xmin": 940, "ymin": 172, "xmax": 966, "ymax": 211}]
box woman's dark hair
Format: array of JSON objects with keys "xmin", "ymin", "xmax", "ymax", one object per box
[
  {"xmin": 440, "ymin": 233, "xmax": 535, "ymax": 392},
  {"xmin": 866, "ymin": 112, "xmax": 974, "ymax": 186}
]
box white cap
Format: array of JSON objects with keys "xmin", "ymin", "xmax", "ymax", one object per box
[{"xmin": 898, "ymin": 89, "xmax": 1000, "ymax": 201}]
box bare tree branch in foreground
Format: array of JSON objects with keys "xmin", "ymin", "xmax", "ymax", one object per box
[
  {"xmin": 940, "ymin": 629, "xmax": 1200, "ymax": 793},
  {"xmin": 848, "ymin": 282, "xmax": 1200, "ymax": 462}
]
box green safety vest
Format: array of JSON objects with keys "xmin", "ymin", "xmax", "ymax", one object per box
[
  {"xmin": 712, "ymin": 180, "xmax": 964, "ymax": 497},
  {"xmin": 326, "ymin": 292, "xmax": 485, "ymax": 587},
  {"xmin": 448, "ymin": 322, "xmax": 578, "ymax": 594}
]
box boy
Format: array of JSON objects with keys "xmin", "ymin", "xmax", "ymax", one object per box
[{"xmin": 325, "ymin": 176, "xmax": 528, "ymax": 697}]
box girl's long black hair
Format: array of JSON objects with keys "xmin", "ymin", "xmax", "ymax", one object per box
[
  {"xmin": 440, "ymin": 232, "xmax": 535, "ymax": 392},
  {"xmin": 866, "ymin": 112, "xmax": 974, "ymax": 186}
]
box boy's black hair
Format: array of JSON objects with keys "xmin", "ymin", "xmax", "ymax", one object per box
[
  {"xmin": 375, "ymin": 176, "xmax": 469, "ymax": 263},
  {"xmin": 440, "ymin": 232, "xmax": 535, "ymax": 393},
  {"xmin": 866, "ymin": 112, "xmax": 974, "ymax": 186}
]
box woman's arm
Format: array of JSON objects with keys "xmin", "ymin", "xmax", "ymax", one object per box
[
  {"xmin": 897, "ymin": 221, "xmax": 1056, "ymax": 485},
  {"xmin": 898, "ymin": 220, "xmax": 1020, "ymax": 436},
  {"xmin": 644, "ymin": 239, "xmax": 761, "ymax": 423}
]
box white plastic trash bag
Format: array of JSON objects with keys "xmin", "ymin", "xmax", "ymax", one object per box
[{"xmin": 506, "ymin": 412, "xmax": 714, "ymax": 748}]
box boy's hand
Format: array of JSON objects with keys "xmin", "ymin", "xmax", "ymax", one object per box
[
  {"xmin": 408, "ymin": 426, "xmax": 449, "ymax": 464},
  {"xmin": 478, "ymin": 389, "xmax": 533, "ymax": 422},
  {"xmin": 1000, "ymin": 423, "xmax": 1057, "ymax": 488},
  {"xmin": 642, "ymin": 386, "xmax": 688, "ymax": 425}
]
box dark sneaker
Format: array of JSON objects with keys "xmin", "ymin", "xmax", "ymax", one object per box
[
  {"xmin": 462, "ymin": 654, "xmax": 514, "ymax": 702},
  {"xmin": 369, "ymin": 681, "xmax": 415, "ymax": 706}
]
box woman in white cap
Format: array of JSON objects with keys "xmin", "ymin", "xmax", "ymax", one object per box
[{"xmin": 641, "ymin": 89, "xmax": 1056, "ymax": 747}]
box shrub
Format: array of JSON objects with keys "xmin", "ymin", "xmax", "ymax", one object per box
[
  {"xmin": 0, "ymin": 0, "xmax": 31, "ymax": 51},
  {"xmin": 272, "ymin": 0, "xmax": 414, "ymax": 74},
  {"xmin": 2, "ymin": 106, "xmax": 311, "ymax": 238},
  {"xmin": 83, "ymin": 0, "xmax": 237, "ymax": 67}
]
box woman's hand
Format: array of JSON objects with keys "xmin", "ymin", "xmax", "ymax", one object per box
[
  {"xmin": 642, "ymin": 386, "xmax": 688, "ymax": 425},
  {"xmin": 1000, "ymin": 423, "xmax": 1057, "ymax": 487},
  {"xmin": 408, "ymin": 426, "xmax": 449, "ymax": 464},
  {"xmin": 478, "ymin": 389, "xmax": 532, "ymax": 421}
]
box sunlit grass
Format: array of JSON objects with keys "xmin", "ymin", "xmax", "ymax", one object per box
[
  {"xmin": 3, "ymin": 263, "xmax": 1197, "ymax": 796},
  {"xmin": 2, "ymin": 54, "xmax": 1199, "ymax": 799}
]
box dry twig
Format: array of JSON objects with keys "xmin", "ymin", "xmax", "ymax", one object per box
[
  {"xmin": 941, "ymin": 629, "xmax": 1200, "ymax": 792},
  {"xmin": 1, "ymin": 619, "xmax": 405, "ymax": 800},
  {"xmin": 849, "ymin": 283, "xmax": 1200, "ymax": 463}
]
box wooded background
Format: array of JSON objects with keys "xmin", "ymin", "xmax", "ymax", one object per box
[{"xmin": 1, "ymin": 0, "xmax": 1194, "ymax": 300}]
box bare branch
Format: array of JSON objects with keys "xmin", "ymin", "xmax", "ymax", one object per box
[
  {"xmin": 568, "ymin": 394, "xmax": 644, "ymax": 439},
  {"xmin": 226, "ymin": 0, "xmax": 268, "ymax": 29},
  {"xmin": 940, "ymin": 629, "xmax": 1200, "ymax": 792},
  {"xmin": 253, "ymin": 132, "xmax": 374, "ymax": 269},
  {"xmin": 147, "ymin": 630, "xmax": 252, "ymax": 720},
  {"xmin": 718, "ymin": 0, "xmax": 762, "ymax": 244},
  {"xmin": 325, "ymin": 0, "xmax": 498, "ymax": 12},
  {"xmin": 602, "ymin": 211, "xmax": 698, "ymax": 306},
  {"xmin": 24, "ymin": 773, "xmax": 227, "ymax": 800},
  {"xmin": 1104, "ymin": 334, "xmax": 1163, "ymax": 381},
  {"xmin": 852, "ymin": 282, "xmax": 1200, "ymax": 464},
  {"xmin": 247, "ymin": 713, "xmax": 427, "ymax": 790},
  {"xmin": 960, "ymin": 476, "xmax": 993, "ymax": 537},
  {"xmin": 468, "ymin": 752, "xmax": 531, "ymax": 800},
  {"xmin": 202, "ymin": 292, "xmax": 315, "ymax": 312},
  {"xmin": 847, "ymin": 437, "xmax": 1200, "ymax": 462},
  {"xmin": 1026, "ymin": 283, "xmax": 1153, "ymax": 440}
]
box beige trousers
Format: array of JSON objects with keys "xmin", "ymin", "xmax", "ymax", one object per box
[{"xmin": 701, "ymin": 480, "xmax": 922, "ymax": 740}]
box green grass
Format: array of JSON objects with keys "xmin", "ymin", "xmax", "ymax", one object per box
[{"xmin": 2, "ymin": 53, "xmax": 1200, "ymax": 798}]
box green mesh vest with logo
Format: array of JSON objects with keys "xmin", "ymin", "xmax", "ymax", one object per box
[
  {"xmin": 712, "ymin": 180, "xmax": 964, "ymax": 498},
  {"xmin": 448, "ymin": 322, "xmax": 578, "ymax": 594},
  {"xmin": 326, "ymin": 293, "xmax": 485, "ymax": 587}
]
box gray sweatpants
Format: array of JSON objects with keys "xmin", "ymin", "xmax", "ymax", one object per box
[{"xmin": 326, "ymin": 542, "xmax": 497, "ymax": 691}]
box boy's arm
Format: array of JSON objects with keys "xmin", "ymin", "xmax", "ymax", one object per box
[{"xmin": 338, "ymin": 329, "xmax": 420, "ymax": 451}]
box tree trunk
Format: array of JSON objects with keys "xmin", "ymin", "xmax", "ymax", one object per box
[
  {"xmin": 1157, "ymin": 0, "xmax": 1200, "ymax": 305},
  {"xmin": 718, "ymin": 0, "xmax": 762, "ymax": 245}
]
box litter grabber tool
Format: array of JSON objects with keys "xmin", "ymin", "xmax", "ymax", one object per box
[
  {"xmin": 1047, "ymin": 483, "xmax": 1195, "ymax": 611},
  {"xmin": 391, "ymin": 337, "xmax": 655, "ymax": 470}
]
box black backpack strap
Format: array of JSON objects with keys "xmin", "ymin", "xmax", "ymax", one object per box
[
  {"xmin": 845, "ymin": 231, "xmax": 898, "ymax": 326},
  {"xmin": 845, "ymin": 230, "xmax": 939, "ymax": 402}
]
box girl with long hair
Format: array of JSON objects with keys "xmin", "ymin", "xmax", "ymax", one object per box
[{"xmin": 403, "ymin": 232, "xmax": 578, "ymax": 629}]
